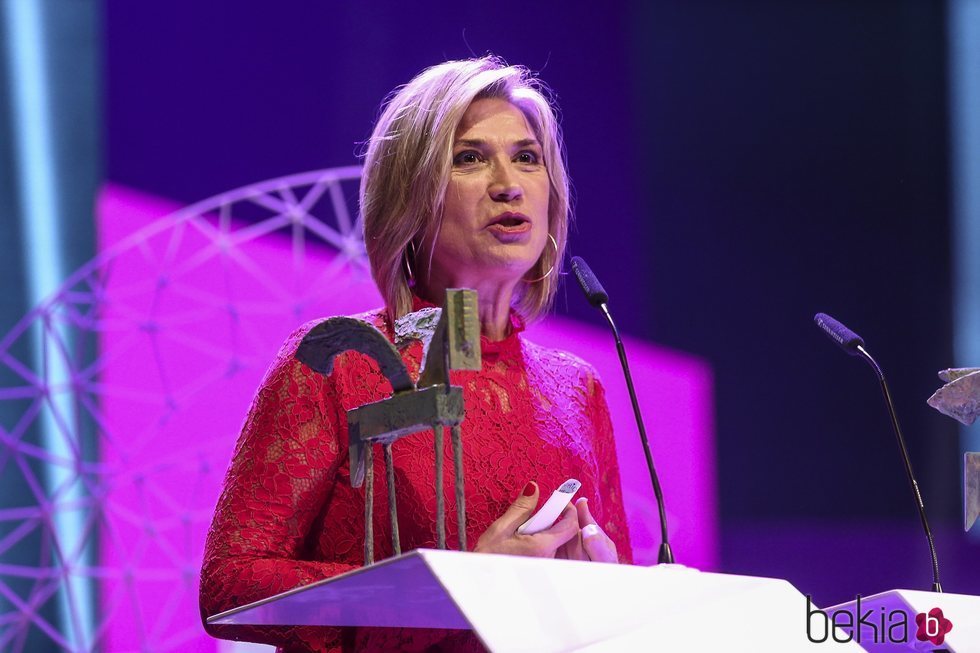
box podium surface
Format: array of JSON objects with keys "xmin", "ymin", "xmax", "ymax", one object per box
[{"xmin": 209, "ymin": 549, "xmax": 867, "ymax": 652}]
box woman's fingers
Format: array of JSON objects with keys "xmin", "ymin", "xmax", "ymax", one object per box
[
  {"xmin": 476, "ymin": 481, "xmax": 563, "ymax": 557},
  {"xmin": 576, "ymin": 498, "xmax": 618, "ymax": 563},
  {"xmin": 539, "ymin": 503, "xmax": 581, "ymax": 556},
  {"xmin": 553, "ymin": 503, "xmax": 586, "ymax": 560},
  {"xmin": 575, "ymin": 496, "xmax": 596, "ymax": 527},
  {"xmin": 545, "ymin": 502, "xmax": 578, "ymax": 534},
  {"xmin": 581, "ymin": 525, "xmax": 618, "ymax": 562},
  {"xmin": 492, "ymin": 481, "xmax": 540, "ymax": 534},
  {"xmin": 474, "ymin": 484, "xmax": 619, "ymax": 562}
]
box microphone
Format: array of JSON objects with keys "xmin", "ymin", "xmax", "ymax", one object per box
[
  {"xmin": 814, "ymin": 312, "xmax": 864, "ymax": 355},
  {"xmin": 571, "ymin": 258, "xmax": 609, "ymax": 307},
  {"xmin": 813, "ymin": 312, "xmax": 942, "ymax": 592},
  {"xmin": 571, "ymin": 256, "xmax": 674, "ymax": 565}
]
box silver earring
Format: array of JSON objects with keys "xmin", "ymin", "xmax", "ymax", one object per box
[
  {"xmin": 524, "ymin": 234, "xmax": 558, "ymax": 283},
  {"xmin": 403, "ymin": 240, "xmax": 418, "ymax": 287}
]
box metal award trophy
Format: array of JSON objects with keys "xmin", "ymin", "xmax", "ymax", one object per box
[{"xmin": 294, "ymin": 289, "xmax": 481, "ymax": 564}]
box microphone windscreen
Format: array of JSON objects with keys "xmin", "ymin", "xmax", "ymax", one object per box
[
  {"xmin": 814, "ymin": 312, "xmax": 865, "ymax": 355},
  {"xmin": 571, "ymin": 256, "xmax": 609, "ymax": 307}
]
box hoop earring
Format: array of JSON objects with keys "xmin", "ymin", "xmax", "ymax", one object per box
[
  {"xmin": 524, "ymin": 234, "xmax": 558, "ymax": 284},
  {"xmin": 403, "ymin": 240, "xmax": 417, "ymax": 288}
]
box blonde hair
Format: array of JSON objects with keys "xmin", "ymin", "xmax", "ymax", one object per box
[{"xmin": 360, "ymin": 56, "xmax": 571, "ymax": 323}]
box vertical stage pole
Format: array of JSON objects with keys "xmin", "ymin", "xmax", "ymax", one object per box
[{"xmin": 949, "ymin": 0, "xmax": 980, "ymax": 539}]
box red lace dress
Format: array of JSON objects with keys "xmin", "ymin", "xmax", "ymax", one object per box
[{"xmin": 200, "ymin": 299, "xmax": 632, "ymax": 652}]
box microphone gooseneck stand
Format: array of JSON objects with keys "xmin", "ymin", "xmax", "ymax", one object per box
[
  {"xmin": 572, "ymin": 256, "xmax": 674, "ymax": 564},
  {"xmin": 814, "ymin": 312, "xmax": 942, "ymax": 592}
]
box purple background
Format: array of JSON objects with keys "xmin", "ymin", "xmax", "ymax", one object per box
[{"xmin": 104, "ymin": 0, "xmax": 978, "ymax": 604}]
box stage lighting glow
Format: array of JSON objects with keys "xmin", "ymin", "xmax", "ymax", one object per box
[{"xmin": 2, "ymin": 0, "xmax": 95, "ymax": 648}]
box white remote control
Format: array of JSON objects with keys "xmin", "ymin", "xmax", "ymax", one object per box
[{"xmin": 517, "ymin": 479, "xmax": 581, "ymax": 535}]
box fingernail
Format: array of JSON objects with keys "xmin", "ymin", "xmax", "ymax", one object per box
[
  {"xmin": 582, "ymin": 524, "xmax": 601, "ymax": 539},
  {"xmin": 576, "ymin": 497, "xmax": 588, "ymax": 506},
  {"xmin": 522, "ymin": 481, "xmax": 536, "ymax": 497}
]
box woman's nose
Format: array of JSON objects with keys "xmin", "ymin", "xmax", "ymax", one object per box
[{"xmin": 489, "ymin": 163, "xmax": 523, "ymax": 202}]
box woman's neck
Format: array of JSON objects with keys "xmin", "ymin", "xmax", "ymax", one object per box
[{"xmin": 418, "ymin": 276, "xmax": 517, "ymax": 341}]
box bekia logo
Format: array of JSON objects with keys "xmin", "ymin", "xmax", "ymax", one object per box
[
  {"xmin": 806, "ymin": 595, "xmax": 953, "ymax": 649},
  {"xmin": 915, "ymin": 608, "xmax": 953, "ymax": 647}
]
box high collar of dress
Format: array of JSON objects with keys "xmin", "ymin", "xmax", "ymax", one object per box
[{"xmin": 410, "ymin": 293, "xmax": 524, "ymax": 357}]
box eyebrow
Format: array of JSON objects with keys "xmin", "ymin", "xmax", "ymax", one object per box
[{"xmin": 454, "ymin": 138, "xmax": 542, "ymax": 148}]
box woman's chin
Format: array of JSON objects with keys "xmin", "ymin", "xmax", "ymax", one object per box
[
  {"xmin": 477, "ymin": 250, "xmax": 542, "ymax": 278},
  {"xmin": 429, "ymin": 240, "xmax": 545, "ymax": 287}
]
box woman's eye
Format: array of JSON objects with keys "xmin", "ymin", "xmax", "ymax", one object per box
[
  {"xmin": 453, "ymin": 151, "xmax": 482, "ymax": 166},
  {"xmin": 515, "ymin": 151, "xmax": 540, "ymax": 165}
]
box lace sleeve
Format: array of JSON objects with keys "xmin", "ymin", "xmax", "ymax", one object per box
[
  {"xmin": 199, "ymin": 331, "xmax": 352, "ymax": 651},
  {"xmin": 587, "ymin": 371, "xmax": 635, "ymax": 564}
]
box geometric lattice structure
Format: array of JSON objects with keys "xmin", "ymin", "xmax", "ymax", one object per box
[
  {"xmin": 0, "ymin": 167, "xmax": 379, "ymax": 652},
  {"xmin": 0, "ymin": 166, "xmax": 716, "ymax": 652}
]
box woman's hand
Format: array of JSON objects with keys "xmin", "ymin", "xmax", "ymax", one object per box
[
  {"xmin": 557, "ymin": 497, "xmax": 619, "ymax": 563},
  {"xmin": 473, "ymin": 481, "xmax": 580, "ymax": 557}
]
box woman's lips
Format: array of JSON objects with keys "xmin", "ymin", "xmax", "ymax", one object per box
[
  {"xmin": 487, "ymin": 220, "xmax": 532, "ymax": 241},
  {"xmin": 486, "ymin": 212, "xmax": 532, "ymax": 240},
  {"xmin": 488, "ymin": 220, "xmax": 532, "ymax": 232}
]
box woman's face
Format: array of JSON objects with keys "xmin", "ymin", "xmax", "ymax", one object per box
[{"xmin": 427, "ymin": 98, "xmax": 550, "ymax": 288}]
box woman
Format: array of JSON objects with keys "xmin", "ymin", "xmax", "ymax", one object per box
[{"xmin": 200, "ymin": 56, "xmax": 632, "ymax": 652}]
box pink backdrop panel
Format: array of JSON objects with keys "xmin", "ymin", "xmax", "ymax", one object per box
[
  {"xmin": 525, "ymin": 319, "xmax": 717, "ymax": 568},
  {"xmin": 95, "ymin": 182, "xmax": 716, "ymax": 652}
]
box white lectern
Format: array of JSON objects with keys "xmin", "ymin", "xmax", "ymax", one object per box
[{"xmin": 208, "ymin": 549, "xmax": 866, "ymax": 652}]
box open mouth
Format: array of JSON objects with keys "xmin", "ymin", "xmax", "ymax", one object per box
[
  {"xmin": 497, "ymin": 217, "xmax": 525, "ymax": 227},
  {"xmin": 489, "ymin": 212, "xmax": 530, "ymax": 228}
]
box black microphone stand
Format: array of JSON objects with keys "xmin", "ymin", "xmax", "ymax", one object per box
[
  {"xmin": 573, "ymin": 256, "xmax": 675, "ymax": 564},
  {"xmin": 855, "ymin": 344, "xmax": 942, "ymax": 593},
  {"xmin": 814, "ymin": 312, "xmax": 942, "ymax": 592},
  {"xmin": 597, "ymin": 302, "xmax": 674, "ymax": 565}
]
